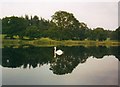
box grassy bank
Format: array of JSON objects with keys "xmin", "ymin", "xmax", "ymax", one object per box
[{"xmin": 2, "ymin": 37, "xmax": 120, "ymax": 47}]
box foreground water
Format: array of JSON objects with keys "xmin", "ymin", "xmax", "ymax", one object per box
[{"xmin": 2, "ymin": 46, "xmax": 119, "ymax": 85}]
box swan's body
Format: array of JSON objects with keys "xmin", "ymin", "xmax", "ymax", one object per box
[
  {"xmin": 55, "ymin": 49, "xmax": 63, "ymax": 55},
  {"xmin": 54, "ymin": 47, "xmax": 63, "ymax": 57}
]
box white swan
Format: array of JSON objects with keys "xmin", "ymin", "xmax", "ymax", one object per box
[{"xmin": 54, "ymin": 47, "xmax": 63, "ymax": 57}]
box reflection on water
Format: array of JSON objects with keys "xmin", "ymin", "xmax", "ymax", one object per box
[
  {"xmin": 2, "ymin": 46, "xmax": 119, "ymax": 85},
  {"xmin": 2, "ymin": 46, "xmax": 119, "ymax": 75}
]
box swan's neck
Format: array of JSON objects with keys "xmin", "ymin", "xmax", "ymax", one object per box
[
  {"xmin": 54, "ymin": 47, "xmax": 56, "ymax": 58},
  {"xmin": 54, "ymin": 47, "xmax": 56, "ymax": 52}
]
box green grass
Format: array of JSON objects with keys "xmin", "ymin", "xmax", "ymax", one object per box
[{"xmin": 1, "ymin": 34, "xmax": 120, "ymax": 47}]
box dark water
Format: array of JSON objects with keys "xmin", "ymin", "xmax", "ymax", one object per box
[{"xmin": 2, "ymin": 46, "xmax": 119, "ymax": 85}]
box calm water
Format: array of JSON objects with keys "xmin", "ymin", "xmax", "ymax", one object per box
[{"xmin": 2, "ymin": 46, "xmax": 119, "ymax": 85}]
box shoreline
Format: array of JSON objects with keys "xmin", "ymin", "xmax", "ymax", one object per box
[{"xmin": 2, "ymin": 38, "xmax": 120, "ymax": 47}]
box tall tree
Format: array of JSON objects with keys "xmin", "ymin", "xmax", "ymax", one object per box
[
  {"xmin": 89, "ymin": 27, "xmax": 107, "ymax": 41},
  {"xmin": 2, "ymin": 16, "xmax": 28, "ymax": 39},
  {"xmin": 30, "ymin": 15, "xmax": 39, "ymax": 26},
  {"xmin": 51, "ymin": 11, "xmax": 83, "ymax": 40}
]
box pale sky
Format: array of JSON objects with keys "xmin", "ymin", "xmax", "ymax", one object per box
[{"xmin": 0, "ymin": 0, "xmax": 119, "ymax": 30}]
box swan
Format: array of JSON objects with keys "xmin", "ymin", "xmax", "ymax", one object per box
[{"xmin": 54, "ymin": 47, "xmax": 63, "ymax": 56}]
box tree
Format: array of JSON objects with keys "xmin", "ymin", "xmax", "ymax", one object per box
[
  {"xmin": 79, "ymin": 22, "xmax": 89, "ymax": 40},
  {"xmin": 51, "ymin": 11, "xmax": 81, "ymax": 40},
  {"xmin": 89, "ymin": 27, "xmax": 107, "ymax": 41},
  {"xmin": 29, "ymin": 15, "xmax": 39, "ymax": 27},
  {"xmin": 111, "ymin": 26, "xmax": 120, "ymax": 41},
  {"xmin": 2, "ymin": 16, "xmax": 28, "ymax": 39},
  {"xmin": 38, "ymin": 18, "xmax": 51, "ymax": 31},
  {"xmin": 24, "ymin": 26, "xmax": 40, "ymax": 39},
  {"xmin": 52, "ymin": 11, "xmax": 80, "ymax": 29}
]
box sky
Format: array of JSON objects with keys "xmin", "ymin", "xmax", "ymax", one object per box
[{"xmin": 0, "ymin": 0, "xmax": 119, "ymax": 30}]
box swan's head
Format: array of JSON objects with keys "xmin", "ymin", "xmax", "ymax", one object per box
[{"xmin": 54, "ymin": 47, "xmax": 56, "ymax": 49}]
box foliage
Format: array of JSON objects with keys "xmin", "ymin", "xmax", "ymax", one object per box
[
  {"xmin": 2, "ymin": 16, "xmax": 28, "ymax": 39},
  {"xmin": 88, "ymin": 27, "xmax": 107, "ymax": 41},
  {"xmin": 2, "ymin": 11, "xmax": 119, "ymax": 41},
  {"xmin": 110, "ymin": 26, "xmax": 120, "ymax": 41}
]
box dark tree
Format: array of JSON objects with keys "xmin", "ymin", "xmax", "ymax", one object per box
[
  {"xmin": 110, "ymin": 27, "xmax": 120, "ymax": 41},
  {"xmin": 51, "ymin": 11, "xmax": 82, "ymax": 40},
  {"xmin": 2, "ymin": 16, "xmax": 28, "ymax": 39},
  {"xmin": 89, "ymin": 27, "xmax": 107, "ymax": 41}
]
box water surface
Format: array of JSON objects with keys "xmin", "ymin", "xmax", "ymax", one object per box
[{"xmin": 2, "ymin": 46, "xmax": 119, "ymax": 85}]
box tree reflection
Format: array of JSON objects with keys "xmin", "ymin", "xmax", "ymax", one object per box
[
  {"xmin": 2, "ymin": 45, "xmax": 53, "ymax": 68},
  {"xmin": 2, "ymin": 46, "xmax": 119, "ymax": 75},
  {"xmin": 50, "ymin": 46, "xmax": 88, "ymax": 75}
]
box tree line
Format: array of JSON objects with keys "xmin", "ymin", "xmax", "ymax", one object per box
[{"xmin": 2, "ymin": 11, "xmax": 120, "ymax": 41}]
